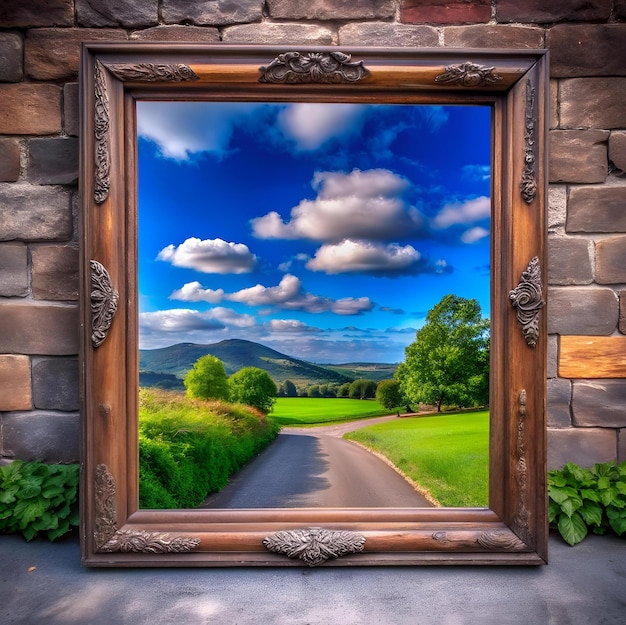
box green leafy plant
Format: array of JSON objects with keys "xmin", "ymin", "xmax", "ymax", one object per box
[
  {"xmin": 548, "ymin": 461, "xmax": 626, "ymax": 546},
  {"xmin": 0, "ymin": 460, "xmax": 80, "ymax": 541}
]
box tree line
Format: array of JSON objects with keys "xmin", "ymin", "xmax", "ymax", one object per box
[{"xmin": 183, "ymin": 294, "xmax": 489, "ymax": 416}]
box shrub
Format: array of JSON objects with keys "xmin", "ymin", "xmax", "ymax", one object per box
[
  {"xmin": 0, "ymin": 460, "xmax": 79, "ymax": 541},
  {"xmin": 139, "ymin": 389, "xmax": 279, "ymax": 508},
  {"xmin": 548, "ymin": 461, "xmax": 626, "ymax": 546}
]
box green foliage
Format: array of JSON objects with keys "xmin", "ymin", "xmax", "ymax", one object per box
[
  {"xmin": 0, "ymin": 460, "xmax": 79, "ymax": 541},
  {"xmin": 345, "ymin": 410, "xmax": 489, "ymax": 507},
  {"xmin": 349, "ymin": 378, "xmax": 377, "ymax": 400},
  {"xmin": 548, "ymin": 461, "xmax": 626, "ymax": 546},
  {"xmin": 396, "ymin": 294, "xmax": 489, "ymax": 412},
  {"xmin": 228, "ymin": 367, "xmax": 277, "ymax": 414},
  {"xmin": 375, "ymin": 379, "xmax": 404, "ymax": 413},
  {"xmin": 183, "ymin": 354, "xmax": 230, "ymax": 401},
  {"xmin": 279, "ymin": 379, "xmax": 297, "ymax": 397},
  {"xmin": 139, "ymin": 389, "xmax": 280, "ymax": 508}
]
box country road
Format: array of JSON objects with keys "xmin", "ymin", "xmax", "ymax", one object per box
[{"xmin": 199, "ymin": 415, "xmax": 433, "ymax": 509}]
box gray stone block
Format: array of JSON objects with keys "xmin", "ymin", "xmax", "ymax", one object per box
[
  {"xmin": 0, "ymin": 33, "xmax": 23, "ymax": 82},
  {"xmin": 62, "ymin": 83, "xmax": 79, "ymax": 137},
  {"xmin": 339, "ymin": 23, "xmax": 438, "ymax": 47},
  {"xmin": 548, "ymin": 335, "xmax": 558, "ymax": 378},
  {"xmin": 548, "ymin": 287, "xmax": 618, "ymax": 335},
  {"xmin": 31, "ymin": 244, "xmax": 79, "ymax": 301},
  {"xmin": 130, "ymin": 25, "xmax": 220, "ymax": 42},
  {"xmin": 32, "ymin": 358, "xmax": 79, "ymax": 411},
  {"xmin": 0, "ymin": 0, "xmax": 73, "ymax": 27},
  {"xmin": 76, "ymin": 0, "xmax": 158, "ymax": 27},
  {"xmin": 0, "ymin": 411, "xmax": 79, "ymax": 463},
  {"xmin": 444, "ymin": 24, "xmax": 544, "ymax": 49},
  {"xmin": 0, "ymin": 184, "xmax": 72, "ymax": 242},
  {"xmin": 567, "ymin": 185, "xmax": 626, "ymax": 234},
  {"xmin": 595, "ymin": 235, "xmax": 626, "ymax": 285},
  {"xmin": 547, "ymin": 427, "xmax": 616, "ymax": 470},
  {"xmin": 268, "ymin": 0, "xmax": 395, "ymax": 20},
  {"xmin": 572, "ymin": 380, "xmax": 626, "ymax": 428},
  {"xmin": 560, "ymin": 78, "xmax": 626, "ymax": 130},
  {"xmin": 162, "ymin": 0, "xmax": 263, "ymax": 25},
  {"xmin": 222, "ymin": 23, "xmax": 334, "ymax": 45},
  {"xmin": 609, "ymin": 131, "xmax": 626, "ymax": 174},
  {"xmin": 27, "ymin": 137, "xmax": 79, "ymax": 185},
  {"xmin": 547, "ymin": 378, "xmax": 572, "ymax": 428},
  {"xmin": 549, "ymin": 24, "xmax": 626, "ymax": 78},
  {"xmin": 548, "ymin": 237, "xmax": 593, "ymax": 285},
  {"xmin": 549, "ymin": 130, "xmax": 608, "ymax": 184},
  {"xmin": 0, "ymin": 242, "xmax": 28, "ymax": 297}
]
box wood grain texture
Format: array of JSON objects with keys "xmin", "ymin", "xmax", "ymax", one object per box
[{"xmin": 559, "ymin": 335, "xmax": 626, "ymax": 378}]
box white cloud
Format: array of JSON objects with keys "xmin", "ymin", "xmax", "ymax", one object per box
[
  {"xmin": 170, "ymin": 273, "xmax": 374, "ymax": 316},
  {"xmin": 306, "ymin": 240, "xmax": 428, "ymax": 276},
  {"xmin": 139, "ymin": 309, "xmax": 226, "ymax": 334},
  {"xmin": 156, "ymin": 237, "xmax": 257, "ymax": 274},
  {"xmin": 432, "ymin": 196, "xmax": 491, "ymax": 229},
  {"xmin": 251, "ymin": 169, "xmax": 426, "ymax": 242},
  {"xmin": 278, "ymin": 103, "xmax": 367, "ymax": 150},
  {"xmin": 137, "ymin": 101, "xmax": 267, "ymax": 160},
  {"xmin": 461, "ymin": 226, "xmax": 490, "ymax": 244},
  {"xmin": 265, "ymin": 319, "xmax": 320, "ymax": 333},
  {"xmin": 169, "ymin": 281, "xmax": 224, "ymax": 303}
]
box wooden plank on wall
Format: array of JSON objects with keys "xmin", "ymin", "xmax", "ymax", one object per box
[{"xmin": 559, "ymin": 336, "xmax": 626, "ymax": 378}]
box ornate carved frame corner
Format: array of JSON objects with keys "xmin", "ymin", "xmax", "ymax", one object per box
[{"xmin": 80, "ymin": 45, "xmax": 548, "ymax": 567}]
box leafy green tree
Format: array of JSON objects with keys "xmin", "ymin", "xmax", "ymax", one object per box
[
  {"xmin": 376, "ymin": 379, "xmax": 404, "ymax": 415},
  {"xmin": 283, "ymin": 379, "xmax": 297, "ymax": 397},
  {"xmin": 228, "ymin": 367, "xmax": 277, "ymax": 414},
  {"xmin": 349, "ymin": 378, "xmax": 377, "ymax": 400},
  {"xmin": 183, "ymin": 355, "xmax": 230, "ymax": 401},
  {"xmin": 396, "ymin": 294, "xmax": 489, "ymax": 412},
  {"xmin": 308, "ymin": 384, "xmax": 321, "ymax": 398},
  {"xmin": 337, "ymin": 382, "xmax": 351, "ymax": 398}
]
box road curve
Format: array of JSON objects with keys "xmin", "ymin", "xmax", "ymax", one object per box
[{"xmin": 200, "ymin": 415, "xmax": 432, "ymax": 508}]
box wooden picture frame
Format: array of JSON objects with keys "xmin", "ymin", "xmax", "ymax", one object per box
[{"xmin": 79, "ymin": 44, "xmax": 548, "ymax": 566}]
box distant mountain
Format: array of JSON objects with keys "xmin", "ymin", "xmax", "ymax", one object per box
[{"xmin": 139, "ymin": 339, "xmax": 358, "ymax": 389}]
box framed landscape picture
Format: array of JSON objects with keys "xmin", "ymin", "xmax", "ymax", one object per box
[{"xmin": 80, "ymin": 45, "xmax": 548, "ymax": 566}]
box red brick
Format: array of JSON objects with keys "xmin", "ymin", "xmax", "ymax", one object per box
[
  {"xmin": 0, "ymin": 33, "xmax": 23, "ymax": 82},
  {"xmin": 497, "ymin": 0, "xmax": 611, "ymax": 23},
  {"xmin": 0, "ymin": 302, "xmax": 78, "ymax": 355},
  {"xmin": 402, "ymin": 0, "xmax": 491, "ymax": 25},
  {"xmin": 0, "ymin": 355, "xmax": 31, "ymax": 411},
  {"xmin": 25, "ymin": 28, "xmax": 128, "ymax": 81},
  {"xmin": 0, "ymin": 85, "xmax": 61, "ymax": 136},
  {"xmin": 549, "ymin": 25, "xmax": 626, "ymax": 78},
  {"xmin": 63, "ymin": 83, "xmax": 79, "ymax": 137},
  {"xmin": 0, "ymin": 138, "xmax": 20, "ymax": 182},
  {"xmin": 0, "ymin": 0, "xmax": 74, "ymax": 27}
]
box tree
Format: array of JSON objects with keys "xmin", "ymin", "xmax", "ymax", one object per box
[
  {"xmin": 337, "ymin": 382, "xmax": 351, "ymax": 398},
  {"xmin": 396, "ymin": 294, "xmax": 489, "ymax": 412},
  {"xmin": 183, "ymin": 354, "xmax": 230, "ymax": 401},
  {"xmin": 283, "ymin": 379, "xmax": 297, "ymax": 397},
  {"xmin": 228, "ymin": 367, "xmax": 277, "ymax": 414},
  {"xmin": 376, "ymin": 379, "xmax": 404, "ymax": 415},
  {"xmin": 349, "ymin": 378, "xmax": 377, "ymax": 400}
]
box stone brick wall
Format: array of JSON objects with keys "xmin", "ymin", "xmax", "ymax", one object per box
[{"xmin": 1, "ymin": 0, "xmax": 625, "ymax": 469}]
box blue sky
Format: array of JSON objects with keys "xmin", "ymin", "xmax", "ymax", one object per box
[{"xmin": 137, "ymin": 101, "xmax": 491, "ymax": 364}]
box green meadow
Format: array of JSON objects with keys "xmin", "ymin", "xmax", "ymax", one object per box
[
  {"xmin": 345, "ymin": 411, "xmax": 489, "ymax": 508},
  {"xmin": 269, "ymin": 397, "xmax": 393, "ymax": 426}
]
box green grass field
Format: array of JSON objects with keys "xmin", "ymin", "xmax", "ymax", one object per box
[
  {"xmin": 345, "ymin": 411, "xmax": 489, "ymax": 508},
  {"xmin": 270, "ymin": 397, "xmax": 393, "ymax": 426}
]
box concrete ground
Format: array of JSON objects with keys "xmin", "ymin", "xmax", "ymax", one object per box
[{"xmin": 1, "ymin": 532, "xmax": 624, "ymax": 625}]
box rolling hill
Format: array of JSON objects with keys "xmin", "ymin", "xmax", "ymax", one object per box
[{"xmin": 139, "ymin": 339, "xmax": 371, "ymax": 390}]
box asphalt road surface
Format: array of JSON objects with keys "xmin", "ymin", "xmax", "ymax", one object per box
[{"xmin": 200, "ymin": 415, "xmax": 433, "ymax": 508}]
